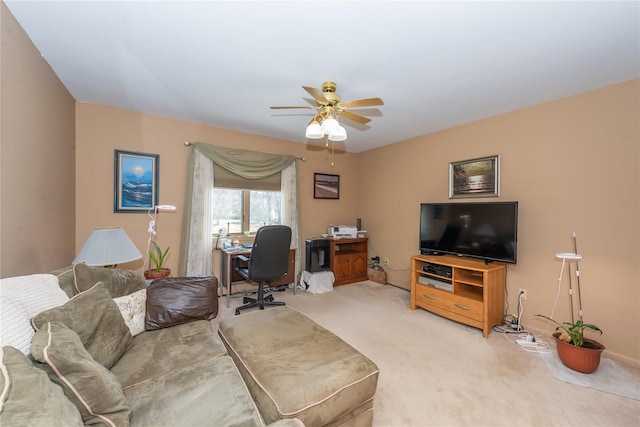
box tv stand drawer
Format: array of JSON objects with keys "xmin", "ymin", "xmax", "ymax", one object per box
[{"xmin": 415, "ymin": 284, "xmax": 482, "ymax": 322}]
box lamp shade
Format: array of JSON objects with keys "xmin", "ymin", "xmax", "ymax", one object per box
[
  {"xmin": 155, "ymin": 204, "xmax": 177, "ymax": 212},
  {"xmin": 328, "ymin": 125, "xmax": 347, "ymax": 142},
  {"xmin": 305, "ymin": 122, "xmax": 324, "ymax": 139},
  {"xmin": 73, "ymin": 227, "xmax": 142, "ymax": 266},
  {"xmin": 320, "ymin": 117, "xmax": 339, "ymax": 135}
]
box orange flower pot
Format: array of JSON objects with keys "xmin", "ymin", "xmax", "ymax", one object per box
[{"xmin": 553, "ymin": 332, "xmax": 605, "ymax": 374}]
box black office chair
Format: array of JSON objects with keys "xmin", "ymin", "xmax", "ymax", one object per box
[{"xmin": 233, "ymin": 225, "xmax": 292, "ymax": 315}]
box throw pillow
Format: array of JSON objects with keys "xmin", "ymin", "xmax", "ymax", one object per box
[
  {"xmin": 113, "ymin": 289, "xmax": 147, "ymax": 336},
  {"xmin": 0, "ymin": 274, "xmax": 69, "ymax": 355},
  {"xmin": 30, "ymin": 322, "xmax": 131, "ymax": 426},
  {"xmin": 49, "ymin": 265, "xmax": 75, "ymax": 298},
  {"xmin": 145, "ymin": 276, "xmax": 218, "ymax": 331},
  {"xmin": 73, "ymin": 263, "xmax": 146, "ymax": 298},
  {"xmin": 32, "ymin": 282, "xmax": 132, "ymax": 369},
  {"xmin": 0, "ymin": 346, "xmax": 83, "ymax": 426}
]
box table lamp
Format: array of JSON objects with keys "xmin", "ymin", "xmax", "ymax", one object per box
[{"xmin": 73, "ymin": 227, "xmax": 142, "ymax": 267}]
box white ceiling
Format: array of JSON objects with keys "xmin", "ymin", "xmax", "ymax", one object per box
[{"xmin": 6, "ymin": 1, "xmax": 639, "ymax": 153}]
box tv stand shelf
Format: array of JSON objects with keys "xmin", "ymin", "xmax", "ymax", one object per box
[{"xmin": 410, "ymin": 254, "xmax": 506, "ymax": 338}]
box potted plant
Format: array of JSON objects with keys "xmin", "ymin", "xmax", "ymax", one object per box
[
  {"xmin": 535, "ymin": 315, "xmax": 605, "ymax": 374},
  {"xmin": 535, "ymin": 236, "xmax": 606, "ymax": 374},
  {"xmin": 144, "ymin": 240, "xmax": 171, "ymax": 280}
]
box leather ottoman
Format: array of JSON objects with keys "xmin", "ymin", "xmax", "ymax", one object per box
[{"xmin": 218, "ymin": 307, "xmax": 379, "ymax": 427}]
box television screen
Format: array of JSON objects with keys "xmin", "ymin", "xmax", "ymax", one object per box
[{"xmin": 420, "ymin": 201, "xmax": 518, "ymax": 264}]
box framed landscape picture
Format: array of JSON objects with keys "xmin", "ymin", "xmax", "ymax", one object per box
[
  {"xmin": 314, "ymin": 173, "xmax": 340, "ymax": 199},
  {"xmin": 114, "ymin": 149, "xmax": 159, "ymax": 212},
  {"xmin": 449, "ymin": 155, "xmax": 500, "ymax": 198}
]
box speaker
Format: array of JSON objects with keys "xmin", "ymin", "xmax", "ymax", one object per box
[{"xmin": 356, "ymin": 218, "xmax": 362, "ymax": 231}]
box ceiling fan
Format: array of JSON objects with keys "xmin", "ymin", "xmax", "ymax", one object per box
[{"xmin": 270, "ymin": 81, "xmax": 383, "ymax": 141}]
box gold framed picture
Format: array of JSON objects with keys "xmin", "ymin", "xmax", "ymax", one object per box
[{"xmin": 449, "ymin": 155, "xmax": 500, "ymax": 198}]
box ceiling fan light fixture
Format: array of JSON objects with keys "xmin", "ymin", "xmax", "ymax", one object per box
[
  {"xmin": 271, "ymin": 81, "xmax": 384, "ymax": 151},
  {"xmin": 328, "ymin": 125, "xmax": 347, "ymax": 142},
  {"xmin": 305, "ymin": 120, "xmax": 324, "ymax": 139}
]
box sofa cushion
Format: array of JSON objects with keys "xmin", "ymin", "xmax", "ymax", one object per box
[
  {"xmin": 145, "ymin": 276, "xmax": 218, "ymax": 331},
  {"xmin": 30, "ymin": 322, "xmax": 131, "ymax": 427},
  {"xmin": 219, "ymin": 307, "xmax": 379, "ymax": 426},
  {"xmin": 123, "ymin": 355, "xmax": 264, "ymax": 427},
  {"xmin": 73, "ymin": 263, "xmax": 146, "ymax": 297},
  {"xmin": 114, "ymin": 289, "xmax": 147, "ymax": 336},
  {"xmin": 0, "ymin": 346, "xmax": 83, "ymax": 426},
  {"xmin": 32, "ymin": 282, "xmax": 132, "ymax": 369},
  {"xmin": 111, "ymin": 320, "xmax": 227, "ymax": 389},
  {"xmin": 0, "ymin": 274, "xmax": 69, "ymax": 355}
]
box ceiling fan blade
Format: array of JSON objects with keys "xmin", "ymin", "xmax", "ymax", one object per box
[
  {"xmin": 339, "ymin": 110, "xmax": 371, "ymax": 124},
  {"xmin": 270, "ymin": 106, "xmax": 316, "ymax": 109},
  {"xmin": 302, "ymin": 86, "xmax": 329, "ymax": 104},
  {"xmin": 340, "ymin": 97, "xmax": 384, "ymax": 108}
]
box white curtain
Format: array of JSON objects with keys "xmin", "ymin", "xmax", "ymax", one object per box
[
  {"xmin": 185, "ymin": 150, "xmax": 213, "ymax": 275},
  {"xmin": 281, "ymin": 162, "xmax": 301, "ymax": 287}
]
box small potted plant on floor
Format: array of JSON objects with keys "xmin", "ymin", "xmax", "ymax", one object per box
[
  {"xmin": 144, "ymin": 240, "xmax": 171, "ymax": 280},
  {"xmin": 535, "ymin": 315, "xmax": 605, "ymax": 374}
]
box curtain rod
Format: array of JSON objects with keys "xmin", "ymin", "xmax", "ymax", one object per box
[{"xmin": 183, "ymin": 141, "xmax": 305, "ymax": 161}]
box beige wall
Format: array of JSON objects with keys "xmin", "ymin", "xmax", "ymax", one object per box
[
  {"xmin": 75, "ymin": 103, "xmax": 359, "ymax": 275},
  {"xmin": 357, "ymin": 79, "xmax": 640, "ymax": 364},
  {"xmin": 0, "ymin": 3, "xmax": 76, "ymax": 277}
]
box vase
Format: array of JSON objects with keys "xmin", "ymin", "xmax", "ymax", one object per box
[
  {"xmin": 553, "ymin": 332, "xmax": 605, "ymax": 374},
  {"xmin": 144, "ymin": 268, "xmax": 171, "ymax": 280}
]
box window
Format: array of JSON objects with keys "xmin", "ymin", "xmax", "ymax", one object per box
[{"xmin": 212, "ymin": 189, "xmax": 282, "ymax": 234}]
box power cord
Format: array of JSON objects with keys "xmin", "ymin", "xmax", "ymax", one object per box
[
  {"xmin": 496, "ymin": 290, "xmax": 551, "ymax": 354},
  {"xmin": 368, "ymin": 242, "xmax": 410, "ymax": 273},
  {"xmin": 531, "ymin": 256, "xmax": 567, "ymax": 341}
]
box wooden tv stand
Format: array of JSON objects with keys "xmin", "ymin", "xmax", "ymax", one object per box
[{"xmin": 410, "ymin": 254, "xmax": 506, "ymax": 338}]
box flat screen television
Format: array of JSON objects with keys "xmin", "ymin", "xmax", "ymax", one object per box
[{"xmin": 419, "ymin": 201, "xmax": 518, "ymax": 264}]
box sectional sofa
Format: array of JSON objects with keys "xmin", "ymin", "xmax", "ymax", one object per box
[
  {"xmin": 0, "ymin": 264, "xmax": 302, "ymax": 427},
  {"xmin": 1, "ymin": 264, "xmax": 380, "ymax": 427}
]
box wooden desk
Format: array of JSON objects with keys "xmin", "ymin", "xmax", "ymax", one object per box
[{"xmin": 220, "ymin": 247, "xmax": 296, "ymax": 307}]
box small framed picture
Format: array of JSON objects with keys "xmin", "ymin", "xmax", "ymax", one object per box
[
  {"xmin": 449, "ymin": 155, "xmax": 500, "ymax": 198},
  {"xmin": 114, "ymin": 149, "xmax": 159, "ymax": 212},
  {"xmin": 314, "ymin": 173, "xmax": 340, "ymax": 199}
]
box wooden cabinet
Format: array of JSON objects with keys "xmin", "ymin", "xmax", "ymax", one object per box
[
  {"xmin": 329, "ymin": 238, "xmax": 368, "ymax": 286},
  {"xmin": 410, "ymin": 254, "xmax": 505, "ymax": 338}
]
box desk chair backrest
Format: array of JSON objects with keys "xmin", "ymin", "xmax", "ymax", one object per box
[{"xmin": 246, "ymin": 225, "xmax": 292, "ymax": 282}]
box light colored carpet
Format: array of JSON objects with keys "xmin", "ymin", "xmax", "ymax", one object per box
[
  {"xmin": 541, "ymin": 352, "xmax": 640, "ymax": 400},
  {"xmin": 214, "ymin": 281, "xmax": 640, "ymax": 426}
]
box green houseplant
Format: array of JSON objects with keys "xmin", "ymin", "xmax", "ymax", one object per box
[
  {"xmin": 534, "ymin": 315, "xmax": 602, "ymax": 347},
  {"xmin": 144, "ymin": 240, "xmax": 171, "ymax": 280},
  {"xmin": 535, "ymin": 314, "xmax": 605, "ymax": 374}
]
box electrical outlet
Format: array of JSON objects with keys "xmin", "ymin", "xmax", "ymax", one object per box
[
  {"xmin": 519, "ymin": 288, "xmax": 527, "ymax": 300},
  {"xmin": 384, "ymin": 258, "xmax": 390, "ymax": 265}
]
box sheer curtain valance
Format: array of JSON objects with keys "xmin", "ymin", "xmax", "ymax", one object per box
[{"xmin": 179, "ymin": 142, "xmax": 299, "ymax": 280}]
